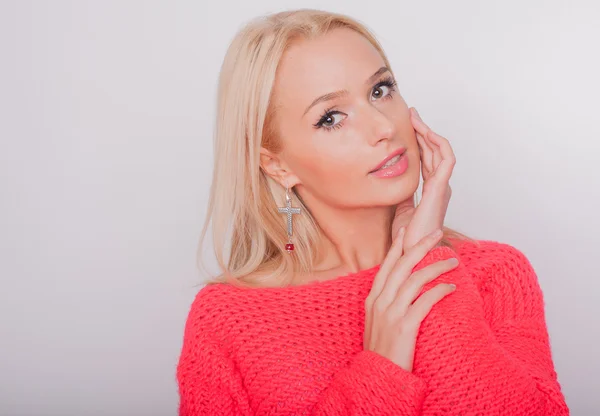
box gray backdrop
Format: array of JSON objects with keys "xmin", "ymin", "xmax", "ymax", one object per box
[{"xmin": 1, "ymin": 0, "xmax": 598, "ymax": 415}]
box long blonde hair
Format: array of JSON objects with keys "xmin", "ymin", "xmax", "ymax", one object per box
[{"xmin": 199, "ymin": 9, "xmax": 472, "ymax": 288}]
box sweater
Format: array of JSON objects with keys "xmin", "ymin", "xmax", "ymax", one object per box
[{"xmin": 176, "ymin": 239, "xmax": 569, "ymax": 415}]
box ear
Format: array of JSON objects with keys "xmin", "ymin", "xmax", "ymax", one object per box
[{"xmin": 259, "ymin": 147, "xmax": 300, "ymax": 188}]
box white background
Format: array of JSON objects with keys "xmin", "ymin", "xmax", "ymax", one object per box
[{"xmin": 1, "ymin": 0, "xmax": 598, "ymax": 415}]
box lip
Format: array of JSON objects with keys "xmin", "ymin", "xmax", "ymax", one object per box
[{"xmin": 369, "ymin": 147, "xmax": 407, "ymax": 173}]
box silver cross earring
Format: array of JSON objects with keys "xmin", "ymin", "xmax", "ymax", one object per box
[{"xmin": 278, "ymin": 183, "xmax": 301, "ymax": 253}]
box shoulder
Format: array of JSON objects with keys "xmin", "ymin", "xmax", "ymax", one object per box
[
  {"xmin": 453, "ymin": 238, "xmax": 546, "ymax": 320},
  {"xmin": 182, "ymin": 282, "xmax": 248, "ymax": 343},
  {"xmin": 182, "ymin": 279, "xmax": 285, "ymax": 340},
  {"xmin": 176, "ymin": 284, "xmax": 251, "ymax": 396},
  {"xmin": 453, "ymin": 238, "xmax": 536, "ymax": 277}
]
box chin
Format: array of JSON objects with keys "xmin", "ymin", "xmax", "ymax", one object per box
[
  {"xmin": 369, "ymin": 175, "xmax": 418, "ymax": 206},
  {"xmin": 387, "ymin": 170, "xmax": 420, "ymax": 203}
]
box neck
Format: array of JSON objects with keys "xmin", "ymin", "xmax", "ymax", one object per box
[{"xmin": 300, "ymin": 194, "xmax": 415, "ymax": 276}]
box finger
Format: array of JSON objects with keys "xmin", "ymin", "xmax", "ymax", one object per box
[
  {"xmin": 425, "ymin": 131, "xmax": 456, "ymax": 181},
  {"xmin": 365, "ymin": 226, "xmax": 406, "ymax": 350},
  {"xmin": 389, "ymin": 258, "xmax": 459, "ymax": 317},
  {"xmin": 378, "ymin": 228, "xmax": 443, "ymax": 305},
  {"xmin": 406, "ymin": 282, "xmax": 456, "ymax": 323},
  {"xmin": 411, "ymin": 110, "xmax": 434, "ymax": 173},
  {"xmin": 426, "ymin": 131, "xmax": 453, "ymax": 162},
  {"xmin": 367, "ymin": 227, "xmax": 406, "ymax": 301},
  {"xmin": 425, "ymin": 128, "xmax": 451, "ymax": 155},
  {"xmin": 410, "ymin": 109, "xmax": 432, "ymax": 139},
  {"xmin": 431, "ymin": 159, "xmax": 455, "ymax": 188},
  {"xmin": 413, "ymin": 113, "xmax": 445, "ymax": 173},
  {"xmin": 426, "ymin": 132, "xmax": 443, "ymax": 170},
  {"xmin": 412, "ymin": 108, "xmax": 446, "ymax": 162},
  {"xmin": 416, "ymin": 132, "xmax": 433, "ymax": 175}
]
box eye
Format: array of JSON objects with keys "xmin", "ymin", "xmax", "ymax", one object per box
[
  {"xmin": 371, "ymin": 85, "xmax": 391, "ymax": 100},
  {"xmin": 314, "ymin": 110, "xmax": 346, "ymax": 131},
  {"xmin": 371, "ymin": 77, "xmax": 397, "ymax": 101},
  {"xmin": 321, "ymin": 112, "xmax": 343, "ymax": 128}
]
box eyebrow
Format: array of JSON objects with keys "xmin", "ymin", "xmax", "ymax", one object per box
[{"xmin": 302, "ymin": 66, "xmax": 391, "ymax": 117}]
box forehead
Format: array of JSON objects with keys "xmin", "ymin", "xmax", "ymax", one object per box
[{"xmin": 274, "ymin": 28, "xmax": 386, "ymax": 108}]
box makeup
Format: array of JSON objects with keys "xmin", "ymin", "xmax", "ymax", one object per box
[{"xmin": 369, "ymin": 148, "xmax": 408, "ymax": 178}]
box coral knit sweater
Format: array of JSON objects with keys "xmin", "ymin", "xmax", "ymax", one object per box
[{"xmin": 176, "ymin": 239, "xmax": 569, "ymax": 415}]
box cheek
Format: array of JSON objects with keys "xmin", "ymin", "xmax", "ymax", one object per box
[
  {"xmin": 285, "ymin": 130, "xmax": 366, "ymax": 197},
  {"xmin": 290, "ymin": 137, "xmax": 360, "ymax": 182}
]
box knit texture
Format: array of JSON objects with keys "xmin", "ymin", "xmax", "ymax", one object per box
[{"xmin": 177, "ymin": 239, "xmax": 569, "ymax": 415}]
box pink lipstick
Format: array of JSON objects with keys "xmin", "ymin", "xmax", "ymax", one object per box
[{"xmin": 369, "ymin": 148, "xmax": 409, "ymax": 178}]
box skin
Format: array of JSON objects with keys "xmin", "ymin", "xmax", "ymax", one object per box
[
  {"xmin": 260, "ymin": 28, "xmax": 454, "ymax": 281},
  {"xmin": 259, "ymin": 27, "xmax": 459, "ymax": 371}
]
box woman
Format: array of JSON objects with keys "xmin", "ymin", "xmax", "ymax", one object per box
[{"xmin": 177, "ymin": 9, "xmax": 569, "ymax": 416}]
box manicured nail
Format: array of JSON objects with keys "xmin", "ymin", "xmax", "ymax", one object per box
[{"xmin": 448, "ymin": 258, "xmax": 459, "ymax": 265}]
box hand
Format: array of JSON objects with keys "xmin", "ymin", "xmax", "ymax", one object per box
[
  {"xmin": 392, "ymin": 107, "xmax": 456, "ymax": 250},
  {"xmin": 364, "ymin": 227, "xmax": 458, "ymax": 372}
]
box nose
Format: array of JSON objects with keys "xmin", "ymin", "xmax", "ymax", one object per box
[{"xmin": 364, "ymin": 105, "xmax": 396, "ymax": 146}]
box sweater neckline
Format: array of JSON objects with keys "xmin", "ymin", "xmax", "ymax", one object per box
[
  {"xmin": 288, "ymin": 263, "xmax": 382, "ymax": 289},
  {"xmin": 226, "ymin": 263, "xmax": 382, "ymax": 293}
]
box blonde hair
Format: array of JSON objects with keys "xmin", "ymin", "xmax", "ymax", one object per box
[{"xmin": 199, "ymin": 9, "xmax": 473, "ymax": 288}]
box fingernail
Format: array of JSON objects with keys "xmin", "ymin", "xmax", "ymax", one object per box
[
  {"xmin": 449, "ymin": 258, "xmax": 459, "ymax": 265},
  {"xmin": 414, "ymin": 108, "xmax": 422, "ymax": 120},
  {"xmin": 432, "ymin": 229, "xmax": 443, "ymax": 238},
  {"xmin": 449, "ymin": 283, "xmax": 456, "ymax": 290}
]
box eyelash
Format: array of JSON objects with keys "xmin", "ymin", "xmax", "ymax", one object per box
[
  {"xmin": 313, "ymin": 76, "xmax": 397, "ymax": 131},
  {"xmin": 372, "ymin": 76, "xmax": 397, "ymax": 101}
]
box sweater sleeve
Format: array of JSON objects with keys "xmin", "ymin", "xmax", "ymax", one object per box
[
  {"xmin": 411, "ymin": 244, "xmax": 569, "ymax": 415},
  {"xmin": 177, "ymin": 332, "xmax": 254, "ymax": 416},
  {"xmin": 177, "ymin": 323, "xmax": 428, "ymax": 416},
  {"xmin": 309, "ymin": 349, "xmax": 427, "ymax": 415}
]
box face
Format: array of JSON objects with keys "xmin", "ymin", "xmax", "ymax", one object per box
[{"xmin": 262, "ymin": 28, "xmax": 420, "ymax": 209}]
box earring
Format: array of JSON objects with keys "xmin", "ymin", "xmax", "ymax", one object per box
[{"xmin": 277, "ymin": 183, "xmax": 301, "ymax": 253}]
